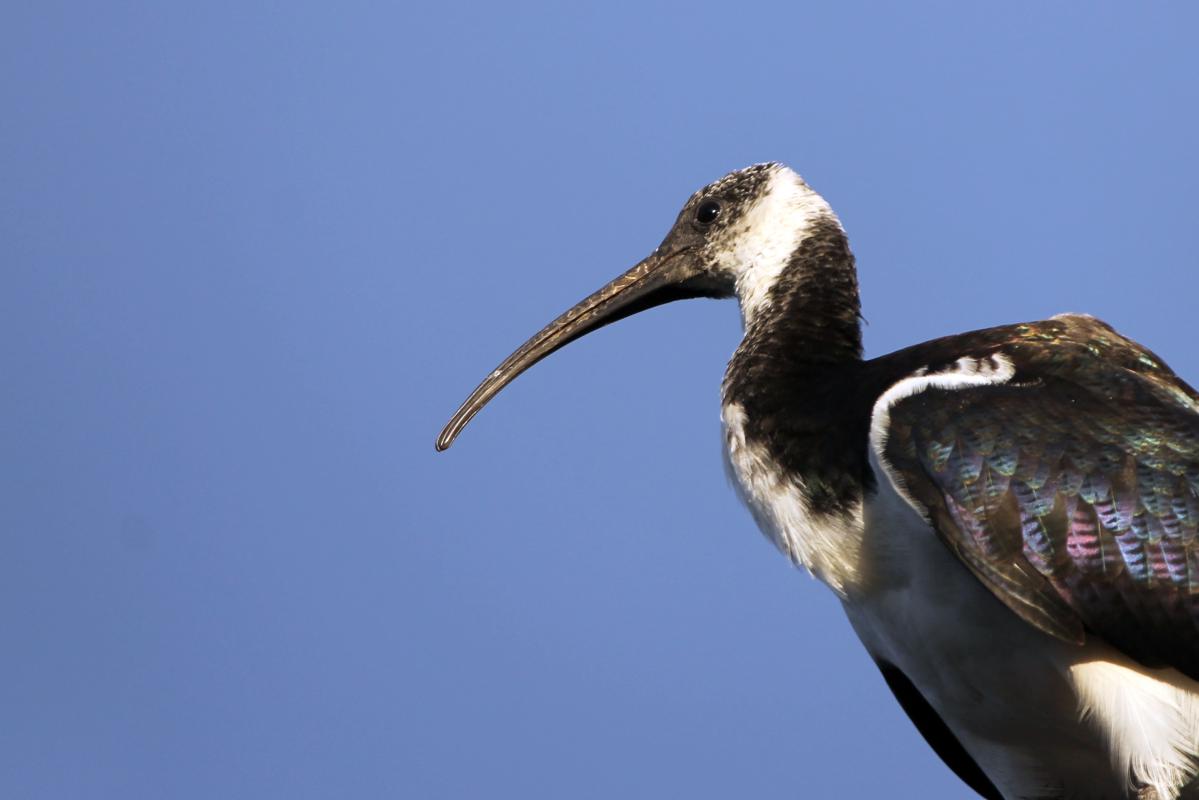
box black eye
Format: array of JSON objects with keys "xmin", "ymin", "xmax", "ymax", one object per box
[{"xmin": 695, "ymin": 199, "xmax": 722, "ymax": 226}]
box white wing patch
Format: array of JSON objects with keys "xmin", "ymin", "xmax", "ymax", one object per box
[{"xmin": 868, "ymin": 353, "xmax": 1016, "ymax": 517}]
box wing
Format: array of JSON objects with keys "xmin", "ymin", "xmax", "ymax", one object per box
[{"xmin": 875, "ymin": 316, "xmax": 1199, "ymax": 680}]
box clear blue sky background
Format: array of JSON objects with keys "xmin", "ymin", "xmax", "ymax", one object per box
[{"xmin": 4, "ymin": 3, "xmax": 1198, "ymax": 798}]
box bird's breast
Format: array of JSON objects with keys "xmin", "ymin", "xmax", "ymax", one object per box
[{"xmin": 720, "ymin": 401, "xmax": 865, "ymax": 595}]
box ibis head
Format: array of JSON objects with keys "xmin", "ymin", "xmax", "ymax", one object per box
[{"xmin": 436, "ymin": 162, "xmax": 839, "ymax": 451}]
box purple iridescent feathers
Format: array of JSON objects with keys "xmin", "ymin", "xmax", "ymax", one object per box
[{"xmin": 882, "ymin": 316, "xmax": 1199, "ymax": 680}]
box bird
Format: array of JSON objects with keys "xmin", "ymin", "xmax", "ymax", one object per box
[{"xmin": 436, "ymin": 163, "xmax": 1199, "ymax": 799}]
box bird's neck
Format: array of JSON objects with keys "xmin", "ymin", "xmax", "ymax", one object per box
[
  {"xmin": 721, "ymin": 218, "xmax": 870, "ymax": 517},
  {"xmin": 738, "ymin": 216, "xmax": 862, "ymax": 364},
  {"xmin": 726, "ymin": 216, "xmax": 863, "ymax": 394}
]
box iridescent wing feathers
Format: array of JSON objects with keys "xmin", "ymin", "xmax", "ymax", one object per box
[{"xmin": 874, "ymin": 316, "xmax": 1199, "ymax": 680}]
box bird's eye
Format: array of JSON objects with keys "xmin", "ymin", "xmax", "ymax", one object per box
[{"xmin": 695, "ymin": 199, "xmax": 722, "ymax": 226}]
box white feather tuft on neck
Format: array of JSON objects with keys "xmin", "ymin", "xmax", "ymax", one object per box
[{"xmin": 710, "ymin": 166, "xmax": 840, "ymax": 328}]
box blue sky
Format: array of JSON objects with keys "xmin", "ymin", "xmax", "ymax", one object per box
[{"xmin": 4, "ymin": 2, "xmax": 1198, "ymax": 798}]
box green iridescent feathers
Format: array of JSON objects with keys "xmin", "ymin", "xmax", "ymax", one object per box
[{"xmin": 882, "ymin": 316, "xmax": 1199, "ymax": 680}]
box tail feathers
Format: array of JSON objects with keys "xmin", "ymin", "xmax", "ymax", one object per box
[{"xmin": 1071, "ymin": 659, "xmax": 1199, "ymax": 798}]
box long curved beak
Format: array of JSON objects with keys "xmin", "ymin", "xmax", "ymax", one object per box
[{"xmin": 436, "ymin": 247, "xmax": 702, "ymax": 451}]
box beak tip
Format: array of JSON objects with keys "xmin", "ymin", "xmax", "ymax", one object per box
[{"xmin": 436, "ymin": 250, "xmax": 679, "ymax": 459}]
